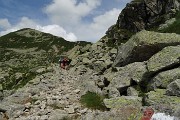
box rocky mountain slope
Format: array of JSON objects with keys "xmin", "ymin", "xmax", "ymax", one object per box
[
  {"xmin": 68, "ymin": 0, "xmax": 180, "ymax": 118},
  {"xmin": 0, "ymin": 0, "xmax": 180, "ymax": 119},
  {"xmin": 0, "ymin": 28, "xmax": 90, "ymax": 90}
]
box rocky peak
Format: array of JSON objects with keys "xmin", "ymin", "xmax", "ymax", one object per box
[
  {"xmin": 118, "ymin": 0, "xmax": 179, "ymax": 32},
  {"xmin": 106, "ymin": 0, "xmax": 180, "ymax": 44}
]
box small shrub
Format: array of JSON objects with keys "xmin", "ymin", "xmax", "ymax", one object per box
[{"xmin": 80, "ymin": 91, "xmax": 107, "ymax": 110}]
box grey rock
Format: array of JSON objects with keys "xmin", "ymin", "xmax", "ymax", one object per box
[
  {"xmin": 69, "ymin": 58, "xmax": 79, "ymax": 66},
  {"xmin": 31, "ymin": 77, "xmax": 41, "ymax": 85},
  {"xmin": 82, "ymin": 58, "xmax": 90, "ymax": 65},
  {"xmin": 2, "ymin": 90, "xmax": 14, "ymax": 98},
  {"xmin": 0, "ymin": 77, "xmax": 5, "ymax": 83},
  {"xmin": 147, "ymin": 45, "xmax": 180, "ymax": 73},
  {"xmin": 113, "ymin": 31, "xmax": 180, "ymax": 67},
  {"xmin": 36, "ymin": 68, "xmax": 46, "ymax": 74},
  {"xmin": 0, "ymin": 102, "xmax": 25, "ymax": 118},
  {"xmin": 49, "ymin": 109, "xmax": 68, "ymax": 120},
  {"xmin": 80, "ymin": 44, "xmax": 91, "ymax": 53},
  {"xmin": 108, "ymin": 62, "xmax": 147, "ymax": 97},
  {"xmin": 80, "ymin": 78, "xmax": 102, "ymax": 95},
  {"xmin": 166, "ymin": 79, "xmax": 180, "ymax": 97},
  {"xmin": 103, "ymin": 68, "xmax": 117, "ymax": 82},
  {"xmin": 145, "ymin": 89, "xmax": 180, "ymax": 114},
  {"xmin": 148, "ymin": 68, "xmax": 180, "ymax": 90},
  {"xmin": 109, "ymin": 48, "xmax": 117, "ymax": 55},
  {"xmin": 158, "ymin": 18, "xmax": 176, "ymax": 30},
  {"xmin": 40, "ymin": 115, "xmax": 49, "ymax": 120},
  {"xmin": 127, "ymin": 87, "xmax": 138, "ymax": 96},
  {"xmin": 15, "ymin": 72, "xmax": 23, "ymax": 81},
  {"xmin": 66, "ymin": 45, "xmax": 81, "ymax": 60},
  {"xmin": 64, "ymin": 105, "xmax": 75, "ymax": 114},
  {"xmin": 3, "ymin": 92, "xmax": 31, "ymax": 104},
  {"xmin": 95, "ymin": 79, "xmax": 104, "ymax": 89},
  {"xmin": 0, "ymin": 84, "xmax": 3, "ymax": 91},
  {"xmin": 73, "ymin": 89, "xmax": 80, "ymax": 94},
  {"xmin": 82, "ymin": 109, "xmax": 142, "ymax": 120},
  {"xmin": 104, "ymin": 96, "xmax": 142, "ymax": 109},
  {"xmin": 107, "ymin": 87, "xmax": 120, "ymax": 98}
]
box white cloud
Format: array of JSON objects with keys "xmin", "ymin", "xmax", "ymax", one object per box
[
  {"xmin": 0, "ymin": 17, "xmax": 77, "ymax": 41},
  {"xmin": 90, "ymin": 8, "xmax": 121, "ymax": 32},
  {"xmin": 44, "ymin": 0, "xmax": 121, "ymax": 42},
  {"xmin": 16, "ymin": 17, "xmax": 37, "ymax": 28},
  {"xmin": 36, "ymin": 25, "xmax": 77, "ymax": 41},
  {"xmin": 0, "ymin": 18, "xmax": 11, "ymax": 29},
  {"xmin": 44, "ymin": 0, "xmax": 101, "ymax": 27},
  {"xmin": 68, "ymin": 8, "xmax": 121, "ymax": 42}
]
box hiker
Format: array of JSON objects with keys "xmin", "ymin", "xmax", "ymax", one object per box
[{"xmin": 59, "ymin": 57, "xmax": 70, "ymax": 69}]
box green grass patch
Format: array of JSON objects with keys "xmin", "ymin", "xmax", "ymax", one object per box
[
  {"xmin": 2, "ymin": 72, "xmax": 36, "ymax": 90},
  {"xmin": 80, "ymin": 92, "xmax": 107, "ymax": 110},
  {"xmin": 13, "ymin": 72, "xmax": 36, "ymax": 90}
]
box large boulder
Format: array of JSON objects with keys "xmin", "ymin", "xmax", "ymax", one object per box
[
  {"xmin": 166, "ymin": 79, "xmax": 180, "ymax": 97},
  {"xmin": 82, "ymin": 107, "xmax": 141, "ymax": 120},
  {"xmin": 127, "ymin": 87, "xmax": 139, "ymax": 96},
  {"xmin": 148, "ymin": 68, "xmax": 180, "ymax": 90},
  {"xmin": 113, "ymin": 31, "xmax": 180, "ymax": 67},
  {"xmin": 104, "ymin": 96, "xmax": 142, "ymax": 109},
  {"xmin": 0, "ymin": 102, "xmax": 25, "ymax": 118},
  {"xmin": 145, "ymin": 89, "xmax": 180, "ymax": 115},
  {"xmin": 147, "ymin": 45, "xmax": 180, "ymax": 73},
  {"xmin": 107, "ymin": 62, "xmax": 147, "ymax": 96}
]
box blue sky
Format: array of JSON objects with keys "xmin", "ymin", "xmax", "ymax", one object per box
[{"xmin": 0, "ymin": 0, "xmax": 131, "ymax": 42}]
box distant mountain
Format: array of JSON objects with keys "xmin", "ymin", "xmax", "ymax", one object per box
[
  {"xmin": 0, "ymin": 28, "xmax": 90, "ymax": 53},
  {"xmin": 0, "ymin": 28, "xmax": 91, "ymax": 90}
]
